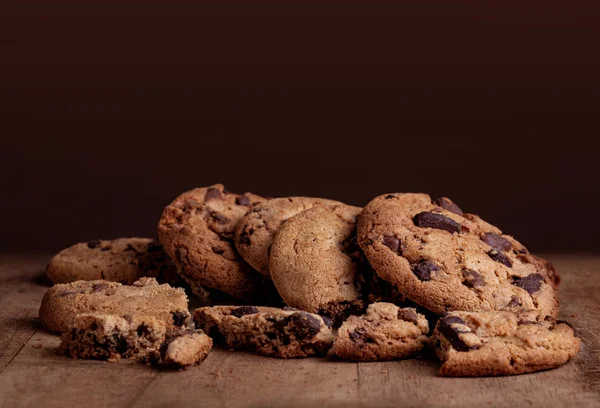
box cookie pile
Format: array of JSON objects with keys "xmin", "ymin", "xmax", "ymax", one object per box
[{"xmin": 39, "ymin": 184, "xmax": 580, "ymax": 376}]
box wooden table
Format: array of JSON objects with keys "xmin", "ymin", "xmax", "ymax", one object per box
[{"xmin": 1, "ymin": 253, "xmax": 599, "ymax": 408}]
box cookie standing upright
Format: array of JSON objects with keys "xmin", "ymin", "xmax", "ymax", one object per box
[
  {"xmin": 46, "ymin": 238, "xmax": 178, "ymax": 285},
  {"xmin": 158, "ymin": 184, "xmax": 278, "ymax": 303},
  {"xmin": 269, "ymin": 205, "xmax": 371, "ymax": 322},
  {"xmin": 357, "ymin": 193, "xmax": 558, "ymax": 318},
  {"xmin": 431, "ymin": 310, "xmax": 580, "ymax": 376},
  {"xmin": 234, "ymin": 197, "xmax": 342, "ymax": 278}
]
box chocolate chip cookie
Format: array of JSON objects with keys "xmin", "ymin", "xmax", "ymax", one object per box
[
  {"xmin": 269, "ymin": 205, "xmax": 371, "ymax": 322},
  {"xmin": 357, "ymin": 193, "xmax": 558, "ymax": 318},
  {"xmin": 39, "ymin": 277, "xmax": 191, "ymax": 333},
  {"xmin": 46, "ymin": 238, "xmax": 178, "ymax": 285},
  {"xmin": 234, "ymin": 197, "xmax": 342, "ymax": 278},
  {"xmin": 61, "ymin": 313, "xmax": 212, "ymax": 369},
  {"xmin": 158, "ymin": 184, "xmax": 279, "ymax": 303},
  {"xmin": 334, "ymin": 303, "xmax": 429, "ymax": 361},
  {"xmin": 431, "ymin": 310, "xmax": 580, "ymax": 376},
  {"xmin": 194, "ymin": 306, "xmax": 334, "ymax": 358}
]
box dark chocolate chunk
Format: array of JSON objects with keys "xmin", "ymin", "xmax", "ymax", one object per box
[
  {"xmin": 172, "ymin": 310, "xmax": 189, "ymax": 326},
  {"xmin": 209, "ymin": 211, "xmax": 229, "ymax": 224},
  {"xmin": 487, "ymin": 250, "xmax": 512, "ymax": 267},
  {"xmin": 512, "ymin": 273, "xmax": 544, "ymax": 294},
  {"xmin": 482, "ymin": 232, "xmax": 512, "ymax": 252},
  {"xmin": 321, "ymin": 316, "xmax": 333, "ymax": 328},
  {"xmin": 433, "ymin": 197, "xmax": 464, "ymax": 216},
  {"xmin": 231, "ymin": 306, "xmax": 260, "ymax": 318},
  {"xmin": 349, "ymin": 328, "xmax": 366, "ymax": 341},
  {"xmin": 286, "ymin": 312, "xmax": 321, "ymax": 339},
  {"xmin": 413, "ymin": 212, "xmax": 462, "ymax": 234},
  {"xmin": 506, "ymin": 295, "xmax": 522, "ymax": 308},
  {"xmin": 92, "ymin": 283, "xmax": 108, "ymax": 292},
  {"xmin": 385, "ymin": 194, "xmax": 395, "ymax": 199},
  {"xmin": 87, "ymin": 240, "xmax": 102, "ymax": 249},
  {"xmin": 411, "ymin": 260, "xmax": 439, "ymax": 281},
  {"xmin": 238, "ymin": 231, "xmax": 251, "ymax": 246},
  {"xmin": 204, "ymin": 187, "xmax": 222, "ymax": 201},
  {"xmin": 236, "ymin": 195, "xmax": 251, "ymax": 206},
  {"xmin": 397, "ymin": 309, "xmax": 419, "ymax": 325},
  {"xmin": 461, "ymin": 269, "xmax": 485, "ymax": 288},
  {"xmin": 382, "ymin": 236, "xmax": 401, "ymax": 254},
  {"xmin": 211, "ymin": 246, "xmax": 225, "ymax": 255},
  {"xmin": 438, "ymin": 316, "xmax": 475, "ymax": 352}
]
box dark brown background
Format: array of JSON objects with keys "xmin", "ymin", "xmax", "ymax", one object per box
[{"xmin": 1, "ymin": 1, "xmax": 599, "ymax": 252}]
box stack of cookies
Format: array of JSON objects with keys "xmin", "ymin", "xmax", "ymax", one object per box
[{"xmin": 39, "ymin": 184, "xmax": 580, "ymax": 376}]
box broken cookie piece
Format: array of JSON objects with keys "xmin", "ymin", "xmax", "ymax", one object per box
[
  {"xmin": 430, "ymin": 310, "xmax": 580, "ymax": 376},
  {"xmin": 60, "ymin": 313, "xmax": 212, "ymax": 369},
  {"xmin": 333, "ymin": 302, "xmax": 429, "ymax": 361},
  {"xmin": 193, "ymin": 306, "xmax": 334, "ymax": 358}
]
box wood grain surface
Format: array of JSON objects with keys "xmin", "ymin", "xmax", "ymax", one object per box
[{"xmin": 0, "ymin": 253, "xmax": 598, "ymax": 408}]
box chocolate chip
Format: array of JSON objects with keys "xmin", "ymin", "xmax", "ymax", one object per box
[
  {"xmin": 204, "ymin": 187, "xmax": 222, "ymax": 201},
  {"xmin": 413, "ymin": 212, "xmax": 462, "ymax": 234},
  {"xmin": 411, "ymin": 260, "xmax": 439, "ymax": 281},
  {"xmin": 512, "ymin": 273, "xmax": 544, "ymax": 294},
  {"xmin": 349, "ymin": 328, "xmax": 366, "ymax": 341},
  {"xmin": 487, "ymin": 250, "xmax": 512, "ymax": 267},
  {"xmin": 438, "ymin": 316, "xmax": 475, "ymax": 352},
  {"xmin": 59, "ymin": 290, "xmax": 78, "ymax": 297},
  {"xmin": 211, "ymin": 246, "xmax": 225, "ymax": 255},
  {"xmin": 137, "ymin": 323, "xmax": 150, "ymax": 336},
  {"xmin": 87, "ymin": 240, "xmax": 101, "ymax": 249},
  {"xmin": 321, "ymin": 316, "xmax": 333, "ymax": 328},
  {"xmin": 92, "ymin": 283, "xmax": 108, "ymax": 292},
  {"xmin": 433, "ymin": 197, "xmax": 464, "ymax": 216},
  {"xmin": 231, "ymin": 306, "xmax": 260, "ymax": 318},
  {"xmin": 286, "ymin": 312, "xmax": 321, "ymax": 339},
  {"xmin": 397, "ymin": 309, "xmax": 419, "ymax": 325},
  {"xmin": 236, "ymin": 195, "xmax": 251, "ymax": 206},
  {"xmin": 506, "ymin": 295, "xmax": 522, "ymax": 308},
  {"xmin": 238, "ymin": 231, "xmax": 251, "ymax": 246},
  {"xmin": 209, "ymin": 211, "xmax": 229, "ymax": 224},
  {"xmin": 172, "ymin": 310, "xmax": 189, "ymax": 326},
  {"xmin": 461, "ymin": 269, "xmax": 485, "ymax": 288},
  {"xmin": 385, "ymin": 194, "xmax": 395, "ymax": 199},
  {"xmin": 481, "ymin": 232, "xmax": 512, "ymax": 252},
  {"xmin": 382, "ymin": 236, "xmax": 401, "ymax": 254}
]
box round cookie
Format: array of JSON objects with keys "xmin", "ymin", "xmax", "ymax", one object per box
[
  {"xmin": 334, "ymin": 303, "xmax": 429, "ymax": 361},
  {"xmin": 235, "ymin": 197, "xmax": 342, "ymax": 278},
  {"xmin": 431, "ymin": 310, "xmax": 580, "ymax": 376},
  {"xmin": 46, "ymin": 238, "xmax": 178, "ymax": 285},
  {"xmin": 357, "ymin": 193, "xmax": 558, "ymax": 318},
  {"xmin": 158, "ymin": 184, "xmax": 278, "ymax": 302},
  {"xmin": 39, "ymin": 277, "xmax": 191, "ymax": 333},
  {"xmin": 269, "ymin": 204, "xmax": 370, "ymax": 322}
]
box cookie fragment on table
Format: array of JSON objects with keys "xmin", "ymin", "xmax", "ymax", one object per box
[
  {"xmin": 333, "ymin": 302, "xmax": 429, "ymax": 361},
  {"xmin": 61, "ymin": 313, "xmax": 212, "ymax": 369},
  {"xmin": 194, "ymin": 305, "xmax": 334, "ymax": 358},
  {"xmin": 430, "ymin": 310, "xmax": 580, "ymax": 376}
]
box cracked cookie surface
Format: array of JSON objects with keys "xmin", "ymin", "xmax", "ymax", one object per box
[
  {"xmin": 46, "ymin": 238, "xmax": 179, "ymax": 285},
  {"xmin": 235, "ymin": 196, "xmax": 342, "ymax": 278},
  {"xmin": 357, "ymin": 193, "xmax": 558, "ymax": 318},
  {"xmin": 334, "ymin": 302, "xmax": 429, "ymax": 361},
  {"xmin": 194, "ymin": 305, "xmax": 334, "ymax": 358},
  {"xmin": 158, "ymin": 184, "xmax": 279, "ymax": 303},
  {"xmin": 269, "ymin": 205, "xmax": 371, "ymax": 323},
  {"xmin": 39, "ymin": 277, "xmax": 191, "ymax": 333},
  {"xmin": 430, "ymin": 310, "xmax": 580, "ymax": 376}
]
